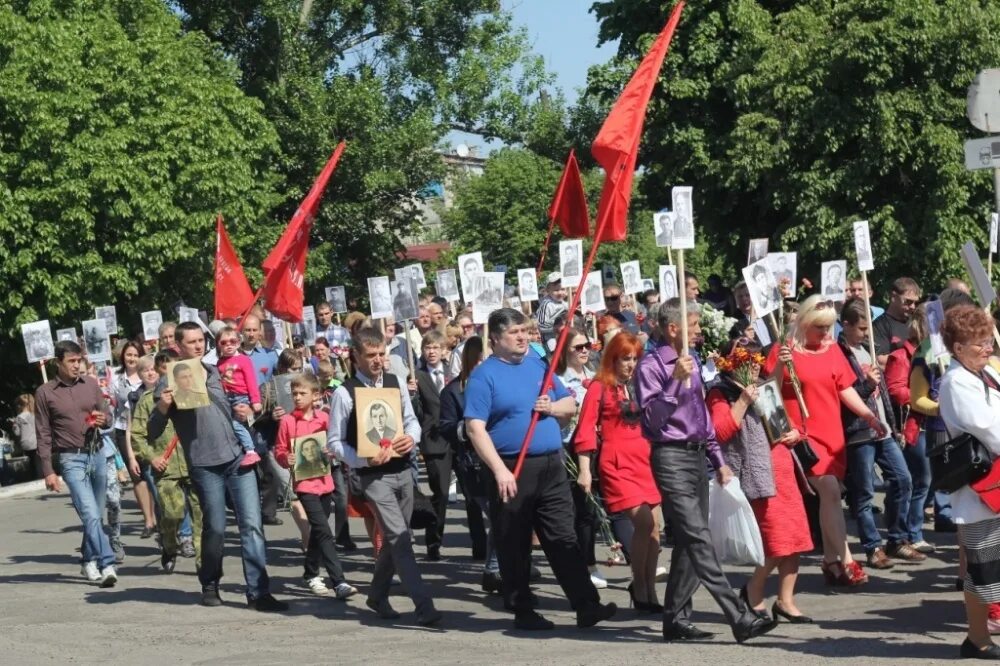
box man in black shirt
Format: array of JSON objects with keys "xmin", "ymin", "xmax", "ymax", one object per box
[{"xmin": 871, "ymin": 277, "xmax": 921, "ymax": 367}]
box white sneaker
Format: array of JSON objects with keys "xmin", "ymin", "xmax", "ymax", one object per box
[
  {"xmin": 306, "ymin": 576, "xmax": 330, "ymax": 596},
  {"xmin": 333, "ymin": 582, "xmax": 358, "ymax": 600},
  {"xmin": 99, "ymin": 566, "xmax": 118, "ymax": 588},
  {"xmin": 589, "ymin": 568, "xmax": 608, "ymax": 589},
  {"xmin": 655, "ymin": 566, "xmax": 668, "ymax": 583},
  {"xmin": 81, "ymin": 561, "xmax": 101, "ymax": 582},
  {"xmin": 912, "ymin": 540, "xmax": 936, "ymax": 554}
]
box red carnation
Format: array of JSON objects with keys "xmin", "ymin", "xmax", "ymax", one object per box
[{"xmin": 379, "ymin": 438, "xmax": 392, "ymax": 450}]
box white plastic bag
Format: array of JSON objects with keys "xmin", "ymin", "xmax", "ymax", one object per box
[{"xmin": 708, "ymin": 478, "xmax": 765, "ymax": 566}]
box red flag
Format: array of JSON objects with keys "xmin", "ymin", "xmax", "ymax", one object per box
[
  {"xmin": 260, "ymin": 141, "xmax": 345, "ymax": 322},
  {"xmin": 548, "ymin": 149, "xmax": 590, "ymax": 238},
  {"xmin": 591, "ymin": 2, "xmax": 684, "ymax": 242},
  {"xmin": 214, "ymin": 215, "xmax": 255, "ymax": 319}
]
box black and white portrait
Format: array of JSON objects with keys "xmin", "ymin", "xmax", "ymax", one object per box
[
  {"xmin": 670, "ymin": 186, "xmax": 695, "ymax": 250},
  {"xmin": 581, "ymin": 270, "xmax": 605, "ymax": 314},
  {"xmin": 436, "ymin": 269, "xmax": 460, "ymax": 301},
  {"xmin": 620, "ymin": 260, "xmax": 642, "ymax": 295},
  {"xmin": 326, "ymin": 286, "xmax": 348, "ymax": 313},
  {"xmin": 821, "ymin": 260, "xmax": 847, "ymax": 302},
  {"xmin": 141, "ymin": 311, "xmax": 163, "ymax": 342},
  {"xmin": 94, "ymin": 306, "xmax": 117, "ymax": 337},
  {"xmin": 654, "ymin": 211, "xmax": 674, "ymax": 248},
  {"xmin": 767, "ymin": 252, "xmax": 797, "ymax": 298},
  {"xmin": 300, "ymin": 305, "xmax": 317, "ymax": 345},
  {"xmin": 559, "ymin": 240, "xmax": 583, "ymax": 283},
  {"xmin": 517, "ymin": 268, "xmax": 539, "ymax": 302},
  {"xmin": 754, "ymin": 380, "xmax": 791, "ymax": 444},
  {"xmin": 178, "ymin": 306, "xmax": 200, "ymax": 327},
  {"xmin": 56, "ymin": 328, "xmax": 77, "ymax": 344},
  {"xmin": 21, "ymin": 320, "xmax": 54, "ymax": 363},
  {"xmin": 741, "ymin": 258, "xmax": 782, "ymax": 317},
  {"xmin": 747, "ymin": 238, "xmax": 769, "ymax": 266},
  {"xmin": 458, "ymin": 251, "xmax": 484, "ymax": 303},
  {"xmin": 391, "ymin": 277, "xmax": 419, "ymax": 322},
  {"xmin": 82, "ymin": 318, "xmax": 111, "ymax": 363},
  {"xmin": 408, "ymin": 263, "xmax": 427, "ymax": 289},
  {"xmin": 641, "ymin": 278, "xmax": 654, "ymax": 292},
  {"xmin": 368, "ymin": 276, "xmax": 393, "ymax": 319},
  {"xmin": 293, "ymin": 434, "xmax": 330, "ymax": 482},
  {"xmin": 659, "ymin": 265, "xmax": 678, "ymax": 301},
  {"xmin": 472, "ymin": 272, "xmax": 505, "ymax": 324},
  {"xmin": 365, "ymin": 400, "xmax": 397, "ymax": 446},
  {"xmin": 853, "ymin": 220, "xmax": 874, "ymax": 272}
]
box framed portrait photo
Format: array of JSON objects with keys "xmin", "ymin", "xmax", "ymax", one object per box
[
  {"xmin": 753, "ymin": 379, "xmax": 792, "ymax": 444},
  {"xmin": 292, "ymin": 433, "xmax": 330, "ymax": 482},
  {"xmin": 166, "ymin": 359, "xmax": 211, "ymax": 410},
  {"xmin": 354, "ymin": 387, "xmax": 402, "ymax": 458}
]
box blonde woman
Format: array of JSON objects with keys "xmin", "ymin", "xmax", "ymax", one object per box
[{"xmin": 764, "ymin": 295, "xmax": 887, "ymax": 587}]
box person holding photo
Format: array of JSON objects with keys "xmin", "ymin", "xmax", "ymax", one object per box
[
  {"xmin": 707, "ymin": 338, "xmax": 813, "ymax": 624},
  {"xmin": 275, "ymin": 374, "xmax": 358, "ymax": 600},
  {"xmin": 764, "ymin": 296, "xmax": 888, "ymax": 588}
]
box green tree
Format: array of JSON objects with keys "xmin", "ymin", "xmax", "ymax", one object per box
[{"xmin": 587, "ymin": 0, "xmax": 1000, "ymax": 294}]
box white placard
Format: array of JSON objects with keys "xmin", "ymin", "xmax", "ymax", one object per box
[
  {"xmin": 580, "ymin": 270, "xmax": 606, "ymax": 314},
  {"xmin": 641, "ymin": 279, "xmax": 654, "ymax": 293},
  {"xmin": 559, "ymin": 240, "xmax": 583, "ymax": 284},
  {"xmin": 670, "ymin": 186, "xmax": 695, "ymax": 250},
  {"xmin": 742, "ymin": 257, "xmax": 782, "ymax": 317},
  {"xmin": 325, "ymin": 286, "xmax": 348, "ymax": 313},
  {"xmin": 991, "ymin": 213, "xmax": 998, "ymax": 254},
  {"xmin": 390, "ymin": 274, "xmax": 420, "ymax": 321},
  {"xmin": 767, "ymin": 252, "xmax": 797, "ymax": 298},
  {"xmin": 458, "ymin": 251, "xmax": 484, "ymax": 303},
  {"xmin": 821, "ymin": 261, "xmax": 847, "ymax": 302},
  {"xmin": 22, "ymin": 320, "xmax": 54, "ymax": 363},
  {"xmin": 301, "ymin": 305, "xmax": 317, "ymax": 345},
  {"xmin": 961, "ymin": 240, "xmax": 997, "ymax": 307},
  {"xmin": 368, "ymin": 276, "xmax": 393, "ymax": 320},
  {"xmin": 94, "ymin": 305, "xmax": 118, "ymax": 336},
  {"xmin": 653, "ymin": 211, "xmax": 674, "ymax": 248},
  {"xmin": 56, "ymin": 328, "xmax": 78, "ymax": 343},
  {"xmin": 141, "ymin": 311, "xmax": 163, "ymax": 342},
  {"xmin": 659, "ymin": 265, "xmax": 678, "ymax": 301},
  {"xmin": 517, "ymin": 268, "xmax": 539, "ymax": 302},
  {"xmin": 853, "ymin": 220, "xmax": 874, "ymax": 272},
  {"xmin": 407, "ymin": 263, "xmax": 427, "ymax": 289},
  {"xmin": 747, "ymin": 238, "xmax": 768, "ymax": 266},
  {"xmin": 82, "ymin": 318, "xmax": 112, "ymax": 363},
  {"xmin": 620, "ymin": 260, "xmax": 642, "ymax": 295},
  {"xmin": 925, "ymin": 299, "xmax": 947, "ymax": 362},
  {"xmin": 752, "ymin": 318, "xmax": 772, "ymax": 346},
  {"xmin": 435, "ymin": 269, "xmax": 460, "ymax": 302},
  {"xmin": 472, "ymin": 272, "xmax": 505, "ymax": 324}
]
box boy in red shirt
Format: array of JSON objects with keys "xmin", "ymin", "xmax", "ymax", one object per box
[
  {"xmin": 275, "ymin": 373, "xmax": 358, "ymax": 599},
  {"xmin": 216, "ymin": 327, "xmax": 262, "ymax": 467}
]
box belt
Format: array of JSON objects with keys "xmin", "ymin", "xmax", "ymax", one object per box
[
  {"xmin": 656, "ymin": 440, "xmax": 707, "ymax": 452},
  {"xmin": 500, "ymin": 449, "xmax": 561, "ymax": 461}
]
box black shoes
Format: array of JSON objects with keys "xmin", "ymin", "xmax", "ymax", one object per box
[
  {"xmin": 514, "ymin": 609, "xmax": 555, "ymax": 631},
  {"xmin": 733, "ymin": 616, "xmax": 778, "ymax": 644},
  {"xmin": 160, "ymin": 552, "xmax": 176, "ymax": 574},
  {"xmin": 200, "ymin": 586, "xmax": 222, "ymax": 607},
  {"xmin": 628, "ymin": 583, "xmax": 664, "ymax": 614},
  {"xmin": 738, "ymin": 585, "xmax": 770, "ymax": 620},
  {"xmin": 416, "ymin": 605, "xmax": 443, "ymax": 627},
  {"xmin": 366, "ymin": 597, "xmax": 401, "ymax": 619},
  {"xmin": 336, "ymin": 538, "xmax": 358, "ymax": 552},
  {"xmin": 576, "ymin": 601, "xmax": 617, "ymax": 628},
  {"xmin": 663, "ymin": 622, "xmax": 716, "ymax": 642},
  {"xmin": 503, "ymin": 590, "xmax": 540, "ymax": 612},
  {"xmin": 426, "ymin": 545, "xmax": 441, "ymax": 561},
  {"xmin": 140, "ymin": 526, "xmax": 155, "ymax": 539},
  {"xmin": 248, "ymin": 594, "xmax": 289, "ymax": 612},
  {"xmin": 960, "ymin": 638, "xmax": 1000, "ymax": 660},
  {"xmin": 481, "ymin": 571, "xmax": 503, "ymax": 595},
  {"xmin": 772, "ymin": 601, "xmax": 813, "ymax": 624},
  {"xmin": 262, "ymin": 516, "xmax": 284, "ymax": 526}
]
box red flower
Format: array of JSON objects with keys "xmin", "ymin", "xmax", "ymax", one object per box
[
  {"xmin": 379, "ymin": 438, "xmax": 392, "ymax": 450},
  {"xmin": 84, "ymin": 414, "xmax": 96, "ymax": 427}
]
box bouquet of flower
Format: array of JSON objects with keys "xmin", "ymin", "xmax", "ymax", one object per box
[
  {"xmin": 564, "ymin": 455, "xmax": 625, "ymax": 566},
  {"xmin": 714, "ymin": 344, "xmax": 766, "ymax": 386},
  {"xmin": 698, "ymin": 303, "xmax": 737, "ymax": 357}
]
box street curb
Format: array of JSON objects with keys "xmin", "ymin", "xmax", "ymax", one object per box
[{"xmin": 0, "ymin": 479, "xmax": 48, "ymax": 499}]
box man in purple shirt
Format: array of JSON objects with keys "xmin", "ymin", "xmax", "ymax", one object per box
[{"xmin": 636, "ymin": 298, "xmax": 776, "ymax": 644}]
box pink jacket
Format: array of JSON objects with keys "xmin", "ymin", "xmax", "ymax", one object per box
[
  {"xmin": 274, "ymin": 409, "xmax": 334, "ymax": 495},
  {"xmin": 217, "ymin": 354, "xmax": 261, "ymax": 404}
]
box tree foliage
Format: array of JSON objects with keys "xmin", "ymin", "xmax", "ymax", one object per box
[{"xmin": 587, "ymin": 0, "xmax": 1000, "ymax": 293}]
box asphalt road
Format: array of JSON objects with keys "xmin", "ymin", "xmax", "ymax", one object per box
[{"xmin": 0, "ymin": 487, "xmax": 971, "ymax": 665}]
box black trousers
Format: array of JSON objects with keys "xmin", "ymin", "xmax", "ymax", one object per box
[
  {"xmin": 331, "ymin": 465, "xmax": 351, "ymax": 543},
  {"xmin": 257, "ymin": 455, "xmax": 279, "ymax": 521},
  {"xmin": 297, "ymin": 491, "xmax": 346, "ymax": 584},
  {"xmin": 487, "ymin": 451, "xmax": 599, "ymax": 613},
  {"xmin": 570, "ymin": 479, "xmax": 598, "ymax": 567},
  {"xmin": 423, "ymin": 450, "xmax": 452, "ymax": 548},
  {"xmin": 454, "ymin": 461, "xmax": 487, "ymax": 556}
]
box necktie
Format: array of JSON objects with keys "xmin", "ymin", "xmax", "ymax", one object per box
[{"xmin": 433, "ymin": 369, "xmax": 444, "ymax": 393}]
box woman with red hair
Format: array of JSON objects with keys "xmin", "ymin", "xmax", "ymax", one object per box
[{"xmin": 573, "ymin": 332, "xmax": 661, "ymax": 612}]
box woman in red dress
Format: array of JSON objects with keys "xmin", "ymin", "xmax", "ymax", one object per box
[
  {"xmin": 708, "ymin": 337, "xmax": 813, "ymax": 623},
  {"xmin": 573, "ymin": 332, "xmax": 662, "ymax": 612},
  {"xmin": 764, "ymin": 296, "xmax": 887, "ymax": 587}
]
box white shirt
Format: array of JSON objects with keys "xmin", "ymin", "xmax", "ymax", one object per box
[{"xmin": 938, "ymin": 359, "xmax": 1000, "ymax": 525}]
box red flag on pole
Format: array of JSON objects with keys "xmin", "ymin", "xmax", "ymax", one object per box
[
  {"xmin": 260, "ymin": 141, "xmax": 346, "ymax": 322},
  {"xmin": 591, "ymin": 2, "xmax": 685, "ymax": 243},
  {"xmin": 214, "ymin": 215, "xmax": 255, "ymax": 319},
  {"xmin": 548, "ymin": 149, "xmax": 590, "ymax": 238}
]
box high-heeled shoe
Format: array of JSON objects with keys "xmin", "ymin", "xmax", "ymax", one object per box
[
  {"xmin": 738, "ymin": 584, "xmax": 770, "ymax": 620},
  {"xmin": 822, "ymin": 559, "xmax": 868, "ymax": 587},
  {"xmin": 772, "ymin": 601, "xmax": 813, "ymax": 624},
  {"xmin": 627, "ymin": 583, "xmax": 664, "ymax": 614}
]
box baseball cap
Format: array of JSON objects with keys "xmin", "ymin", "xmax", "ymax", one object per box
[{"xmin": 546, "ymin": 271, "xmax": 563, "ymax": 285}]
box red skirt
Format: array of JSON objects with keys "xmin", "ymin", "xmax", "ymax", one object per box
[{"xmin": 750, "ymin": 444, "xmax": 813, "ymax": 558}]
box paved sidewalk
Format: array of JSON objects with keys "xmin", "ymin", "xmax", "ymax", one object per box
[{"xmin": 0, "ymin": 488, "xmax": 970, "ymax": 665}]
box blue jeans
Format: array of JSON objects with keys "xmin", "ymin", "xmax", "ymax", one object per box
[
  {"xmin": 179, "ymin": 506, "xmax": 193, "ymax": 539},
  {"xmin": 902, "ymin": 433, "xmax": 931, "ymax": 542},
  {"xmin": 62, "ymin": 451, "xmax": 115, "ymax": 568},
  {"xmin": 189, "ymin": 456, "xmax": 270, "ymax": 599},
  {"xmin": 847, "ymin": 438, "xmax": 913, "ymax": 553},
  {"xmin": 227, "ymin": 394, "xmax": 255, "ymax": 454}
]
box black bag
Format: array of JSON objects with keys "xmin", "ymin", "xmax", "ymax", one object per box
[
  {"xmin": 792, "ymin": 439, "xmax": 820, "ymax": 473},
  {"xmin": 929, "ymin": 433, "xmax": 992, "ymax": 493}
]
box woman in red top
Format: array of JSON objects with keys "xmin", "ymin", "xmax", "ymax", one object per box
[
  {"xmin": 573, "ymin": 332, "xmax": 661, "ymax": 612},
  {"xmin": 764, "ymin": 296, "xmax": 886, "ymax": 587}
]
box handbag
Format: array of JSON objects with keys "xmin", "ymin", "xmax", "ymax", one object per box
[
  {"xmin": 929, "ymin": 432, "xmax": 991, "ymax": 493},
  {"xmin": 970, "ymin": 460, "xmax": 1000, "ymax": 513},
  {"xmin": 792, "ymin": 439, "xmax": 820, "ymax": 473}
]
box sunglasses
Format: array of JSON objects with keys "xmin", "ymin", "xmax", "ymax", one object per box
[
  {"xmin": 461, "ymin": 324, "xmax": 475, "ymax": 331},
  {"xmin": 572, "ymin": 342, "xmax": 593, "ymax": 352},
  {"xmin": 218, "ymin": 338, "xmax": 240, "ymax": 346},
  {"xmin": 606, "ymin": 294, "xmax": 621, "ymax": 301}
]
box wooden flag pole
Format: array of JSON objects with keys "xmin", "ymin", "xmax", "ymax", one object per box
[
  {"xmin": 335, "ymin": 312, "xmax": 342, "ymax": 326},
  {"xmin": 403, "ymin": 319, "xmax": 417, "ymax": 385},
  {"xmin": 666, "ymin": 246, "xmax": 674, "ymax": 266},
  {"xmin": 766, "ymin": 310, "xmax": 810, "ymax": 420},
  {"xmin": 283, "ymin": 321, "xmax": 293, "ymax": 350},
  {"xmin": 676, "ymin": 249, "xmax": 690, "ymax": 388},
  {"xmin": 860, "ymin": 271, "xmax": 878, "ymax": 363},
  {"xmin": 39, "ymin": 360, "xmax": 48, "ymax": 383},
  {"xmin": 449, "ymin": 301, "xmax": 457, "ymax": 319}
]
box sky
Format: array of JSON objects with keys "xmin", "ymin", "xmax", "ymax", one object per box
[{"xmin": 447, "ymin": 0, "xmax": 618, "ymax": 155}]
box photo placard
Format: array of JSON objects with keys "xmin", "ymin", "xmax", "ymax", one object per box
[{"xmin": 354, "ymin": 387, "xmax": 403, "ymax": 458}]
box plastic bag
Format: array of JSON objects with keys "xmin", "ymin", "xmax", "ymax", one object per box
[{"xmin": 708, "ymin": 478, "xmax": 765, "ymax": 566}]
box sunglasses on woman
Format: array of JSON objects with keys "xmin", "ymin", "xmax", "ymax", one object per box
[{"xmin": 572, "ymin": 342, "xmax": 592, "ymax": 352}]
